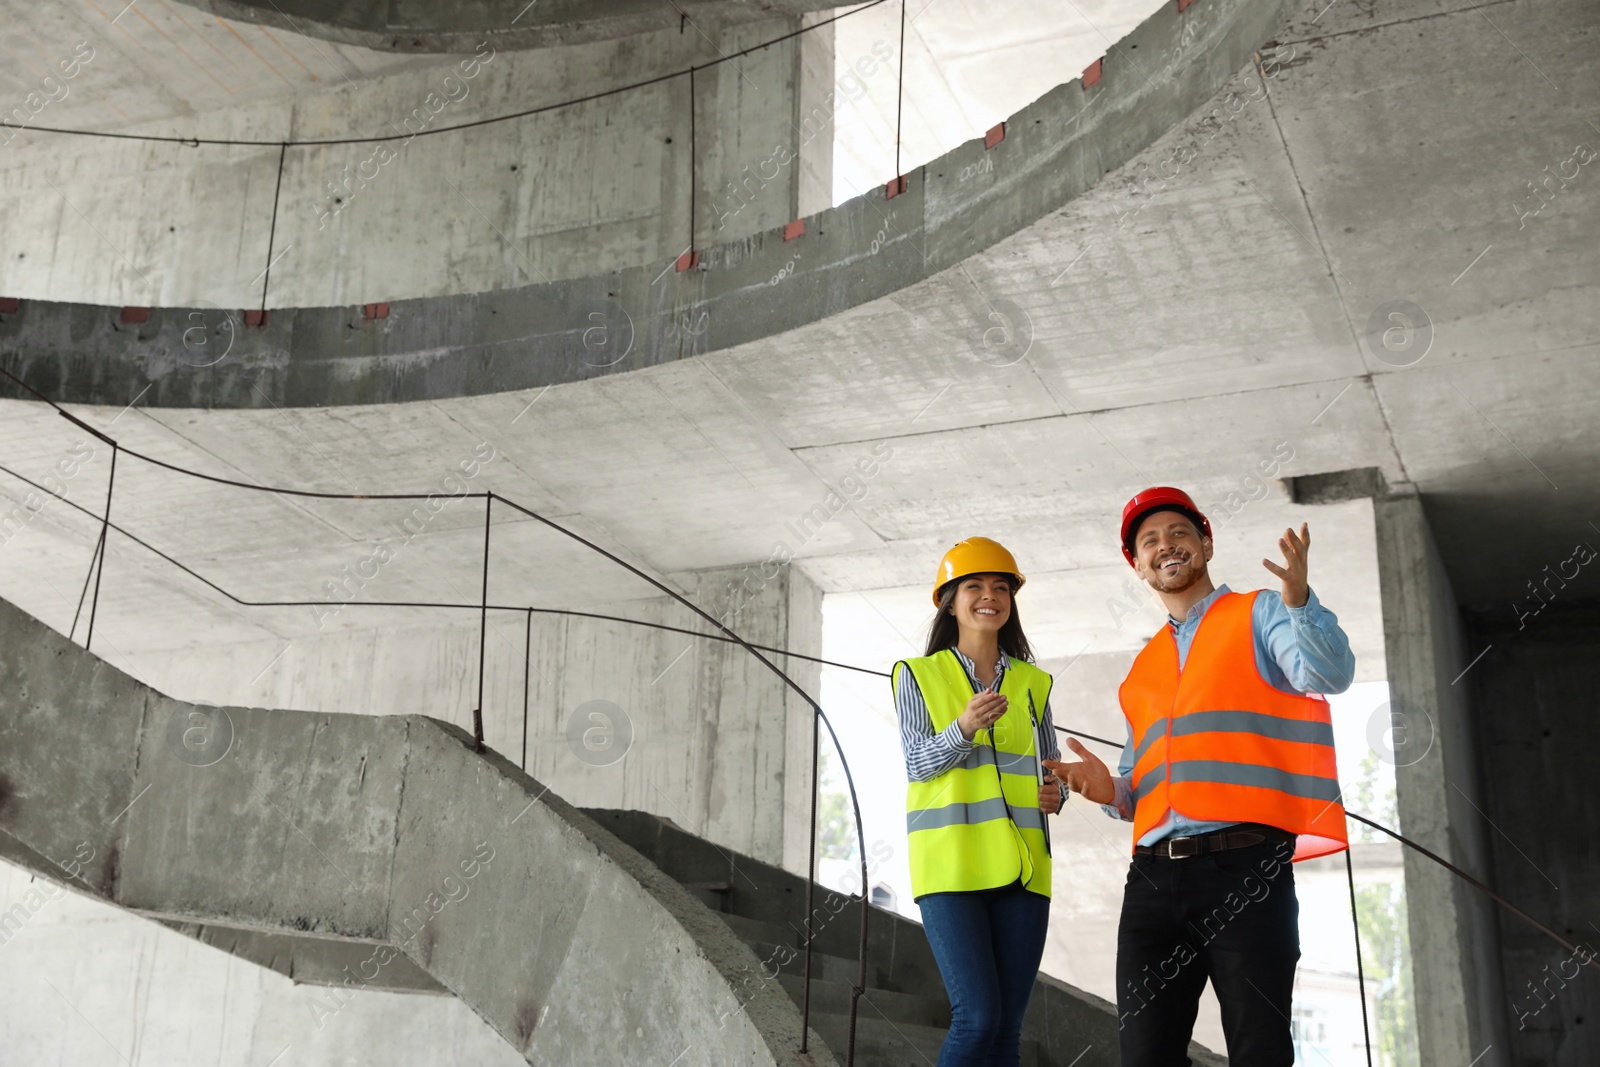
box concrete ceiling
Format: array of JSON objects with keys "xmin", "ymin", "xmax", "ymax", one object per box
[{"xmin": 1, "ymin": 0, "xmax": 1595, "ymax": 686}]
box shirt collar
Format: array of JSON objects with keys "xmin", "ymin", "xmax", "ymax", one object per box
[
  {"xmin": 1167, "ymin": 583, "xmax": 1231, "ymax": 631},
  {"xmin": 949, "ymin": 646, "xmax": 1009, "ymax": 685}
]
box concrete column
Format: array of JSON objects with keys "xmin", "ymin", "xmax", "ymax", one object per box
[
  {"xmin": 1372, "ymin": 491, "xmax": 1508, "ymax": 1063},
  {"xmin": 794, "ymin": 11, "xmax": 837, "ymax": 217},
  {"xmin": 518, "ymin": 561, "xmax": 823, "ymax": 873}
]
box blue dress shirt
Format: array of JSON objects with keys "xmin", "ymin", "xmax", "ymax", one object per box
[{"xmin": 1102, "ymin": 584, "xmax": 1356, "ymax": 844}]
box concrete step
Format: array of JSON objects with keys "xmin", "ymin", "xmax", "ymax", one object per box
[
  {"xmin": 776, "ymin": 973, "xmax": 949, "ymax": 1030},
  {"xmin": 719, "ymin": 910, "xmax": 800, "ymax": 947},
  {"xmin": 594, "ymin": 808, "xmax": 1188, "ymax": 1064},
  {"xmin": 809, "ymin": 1011, "xmax": 1040, "ymax": 1067},
  {"xmin": 740, "ymin": 934, "xmax": 890, "ymax": 990}
]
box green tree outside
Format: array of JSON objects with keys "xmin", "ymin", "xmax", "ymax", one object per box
[
  {"xmin": 817, "ymin": 748, "xmax": 859, "ymax": 861},
  {"xmin": 1348, "ymin": 747, "xmax": 1419, "ymax": 1067}
]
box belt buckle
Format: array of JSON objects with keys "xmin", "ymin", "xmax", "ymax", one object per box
[{"xmin": 1166, "ymin": 835, "xmax": 1199, "ymax": 859}]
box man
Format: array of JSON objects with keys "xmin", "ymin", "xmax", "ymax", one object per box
[{"xmin": 1044, "ymin": 487, "xmax": 1355, "ymax": 1065}]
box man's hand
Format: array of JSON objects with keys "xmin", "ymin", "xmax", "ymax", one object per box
[
  {"xmin": 1263, "ymin": 522, "xmax": 1311, "ymax": 609},
  {"xmin": 957, "ymin": 691, "xmax": 1007, "ymax": 740},
  {"xmin": 1042, "ymin": 738, "xmax": 1115, "ymax": 805},
  {"xmin": 1039, "ymin": 774, "xmax": 1063, "ymax": 815}
]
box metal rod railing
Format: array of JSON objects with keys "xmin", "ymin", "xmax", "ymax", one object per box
[
  {"xmin": 0, "ymin": 366, "xmax": 878, "ymax": 1063},
  {"xmin": 1346, "ymin": 846, "xmax": 1374, "ymax": 1067},
  {"xmin": 84, "ymin": 442, "xmax": 116, "ymax": 651},
  {"xmin": 474, "ymin": 492, "xmax": 493, "ymax": 752}
]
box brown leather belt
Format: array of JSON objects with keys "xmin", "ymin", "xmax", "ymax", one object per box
[{"xmin": 1134, "ymin": 823, "xmax": 1296, "ymax": 859}]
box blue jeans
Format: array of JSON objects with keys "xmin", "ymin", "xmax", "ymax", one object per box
[{"xmin": 918, "ymin": 880, "xmax": 1050, "ymax": 1067}]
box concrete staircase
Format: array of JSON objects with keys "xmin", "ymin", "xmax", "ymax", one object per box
[
  {"xmin": 0, "ymin": 594, "xmax": 835, "ymax": 1067},
  {"xmin": 0, "ymin": 592, "xmax": 1222, "ymax": 1065},
  {"xmin": 590, "ymin": 809, "xmax": 1228, "ymax": 1067}
]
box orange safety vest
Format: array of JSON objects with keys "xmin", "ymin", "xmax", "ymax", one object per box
[{"xmin": 1119, "ymin": 590, "xmax": 1348, "ymax": 861}]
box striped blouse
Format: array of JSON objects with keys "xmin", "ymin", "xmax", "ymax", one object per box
[{"xmin": 894, "ymin": 647, "xmax": 1067, "ymax": 801}]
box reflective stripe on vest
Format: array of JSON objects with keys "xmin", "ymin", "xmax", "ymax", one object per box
[
  {"xmin": 896, "ymin": 650, "xmax": 1055, "ymax": 899},
  {"xmin": 907, "ymin": 796, "xmax": 1047, "ymax": 833},
  {"xmin": 1118, "ymin": 591, "xmax": 1349, "ymax": 862}
]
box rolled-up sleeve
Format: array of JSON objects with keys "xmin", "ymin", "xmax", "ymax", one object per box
[
  {"xmin": 895, "ymin": 663, "xmax": 974, "ymax": 782},
  {"xmin": 1255, "ymin": 587, "xmax": 1357, "ymax": 695}
]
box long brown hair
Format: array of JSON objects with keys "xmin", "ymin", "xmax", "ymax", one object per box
[{"xmin": 923, "ymin": 572, "xmax": 1036, "ymax": 662}]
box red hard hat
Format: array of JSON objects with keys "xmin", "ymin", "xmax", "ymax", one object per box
[{"xmin": 1119, "ymin": 487, "xmax": 1212, "ymax": 567}]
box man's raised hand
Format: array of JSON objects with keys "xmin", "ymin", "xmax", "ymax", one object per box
[{"xmin": 1262, "ymin": 522, "xmax": 1311, "ymax": 608}]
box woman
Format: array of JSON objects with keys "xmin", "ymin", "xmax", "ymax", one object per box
[{"xmin": 893, "ymin": 536, "xmax": 1066, "ymax": 1067}]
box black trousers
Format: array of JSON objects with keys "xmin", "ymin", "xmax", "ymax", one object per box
[{"xmin": 1115, "ymin": 837, "xmax": 1300, "ymax": 1066}]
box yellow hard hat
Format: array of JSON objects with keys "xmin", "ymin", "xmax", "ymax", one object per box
[{"xmin": 932, "ymin": 537, "xmax": 1025, "ymax": 605}]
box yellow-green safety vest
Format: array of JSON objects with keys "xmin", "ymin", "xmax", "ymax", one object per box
[{"xmin": 895, "ymin": 650, "xmax": 1054, "ymax": 900}]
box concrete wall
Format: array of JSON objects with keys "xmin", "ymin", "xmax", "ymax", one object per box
[
  {"xmin": 1463, "ymin": 600, "xmax": 1600, "ymax": 1065},
  {"xmin": 113, "ymin": 563, "xmax": 822, "ymax": 873},
  {"xmin": 1373, "ymin": 491, "xmax": 1508, "ymax": 1063},
  {"xmin": 0, "ymin": 15, "xmax": 822, "ymax": 309}
]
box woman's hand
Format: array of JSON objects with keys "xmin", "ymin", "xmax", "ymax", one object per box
[
  {"xmin": 1042, "ymin": 738, "xmax": 1115, "ymax": 805},
  {"xmin": 1038, "ymin": 774, "xmax": 1063, "ymax": 814},
  {"xmin": 957, "ymin": 691, "xmax": 1007, "ymax": 740}
]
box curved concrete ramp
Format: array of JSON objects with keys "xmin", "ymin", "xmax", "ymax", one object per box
[
  {"xmin": 0, "ymin": 594, "xmax": 834, "ymax": 1067},
  {"xmin": 171, "ymin": 0, "xmax": 841, "ymax": 53},
  {"xmin": 0, "ymin": 0, "xmax": 1291, "ymax": 410}
]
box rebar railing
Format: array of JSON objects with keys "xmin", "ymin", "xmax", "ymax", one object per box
[{"xmin": 0, "ymin": 366, "xmax": 876, "ymax": 1064}]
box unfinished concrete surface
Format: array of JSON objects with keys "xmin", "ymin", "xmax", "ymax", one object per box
[
  {"xmin": 0, "ymin": 10, "xmax": 839, "ymax": 307},
  {"xmin": 591, "ymin": 808, "xmax": 1229, "ymax": 1066},
  {"xmin": 1373, "ymin": 492, "xmax": 1505, "ymax": 1062},
  {"xmin": 1, "ymin": 0, "xmax": 1594, "ymax": 610},
  {"xmin": 0, "ymin": 0, "xmax": 1286, "ymax": 378},
  {"xmin": 88, "ymin": 562, "xmax": 825, "ymax": 876},
  {"xmin": 0, "ymin": 593, "xmax": 838, "ymax": 1066},
  {"xmin": 0, "ymin": 852, "xmax": 522, "ymax": 1066},
  {"xmin": 1461, "ymin": 602, "xmax": 1600, "ymax": 1062},
  {"xmin": 167, "ymin": 0, "xmax": 845, "ymax": 53}
]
